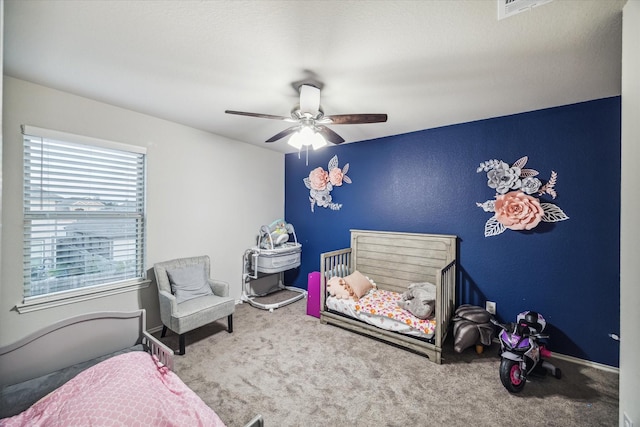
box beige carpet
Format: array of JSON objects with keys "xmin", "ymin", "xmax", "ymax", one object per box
[{"xmin": 155, "ymin": 299, "xmax": 618, "ymax": 427}]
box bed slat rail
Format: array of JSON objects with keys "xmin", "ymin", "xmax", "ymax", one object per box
[
  {"xmin": 320, "ymin": 248, "xmax": 353, "ymax": 317},
  {"xmin": 434, "ymin": 259, "xmax": 456, "ymax": 353},
  {"xmin": 142, "ymin": 331, "xmax": 175, "ymax": 371}
]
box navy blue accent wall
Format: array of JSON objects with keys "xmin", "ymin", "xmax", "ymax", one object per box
[{"xmin": 284, "ymin": 97, "xmax": 621, "ymax": 367}]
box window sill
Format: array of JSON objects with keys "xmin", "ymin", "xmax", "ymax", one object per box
[{"xmin": 15, "ymin": 279, "xmax": 151, "ymax": 314}]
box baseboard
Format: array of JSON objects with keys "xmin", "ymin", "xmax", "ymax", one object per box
[
  {"xmin": 550, "ymin": 352, "xmax": 619, "ymax": 374},
  {"xmin": 148, "ymin": 324, "xmax": 163, "ymax": 334},
  {"xmin": 490, "ymin": 338, "xmax": 619, "ymax": 374}
]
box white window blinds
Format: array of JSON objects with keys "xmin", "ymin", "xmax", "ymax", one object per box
[{"xmin": 22, "ymin": 126, "xmax": 147, "ymax": 300}]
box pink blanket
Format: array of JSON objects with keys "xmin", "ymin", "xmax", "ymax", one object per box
[{"xmin": 0, "ymin": 351, "xmax": 226, "ymax": 427}]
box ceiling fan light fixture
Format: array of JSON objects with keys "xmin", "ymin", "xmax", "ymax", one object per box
[
  {"xmin": 311, "ymin": 132, "xmax": 327, "ymax": 150},
  {"xmin": 287, "ymin": 126, "xmax": 326, "ymax": 150},
  {"xmin": 287, "ymin": 131, "xmax": 303, "ymax": 149}
]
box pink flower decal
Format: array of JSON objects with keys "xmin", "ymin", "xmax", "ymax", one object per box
[
  {"xmin": 329, "ymin": 168, "xmax": 344, "ymax": 186},
  {"xmin": 308, "ymin": 167, "xmax": 329, "ymax": 190},
  {"xmin": 494, "ymin": 191, "xmax": 544, "ymax": 230}
]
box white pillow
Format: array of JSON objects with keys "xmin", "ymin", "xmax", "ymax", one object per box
[{"xmin": 166, "ymin": 264, "xmax": 213, "ymax": 304}]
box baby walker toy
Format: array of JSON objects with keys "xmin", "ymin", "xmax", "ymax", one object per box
[{"xmin": 491, "ymin": 311, "xmax": 562, "ymax": 393}]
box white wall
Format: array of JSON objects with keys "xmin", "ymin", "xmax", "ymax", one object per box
[
  {"xmin": 0, "ymin": 0, "xmax": 4, "ymax": 350},
  {"xmin": 1, "ymin": 76, "xmax": 284, "ymax": 345},
  {"xmin": 620, "ymin": 0, "xmax": 640, "ymax": 425}
]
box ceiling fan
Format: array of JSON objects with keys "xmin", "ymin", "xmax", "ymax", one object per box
[{"xmin": 225, "ymin": 83, "xmax": 387, "ymax": 148}]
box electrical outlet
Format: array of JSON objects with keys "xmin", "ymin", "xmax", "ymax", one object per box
[
  {"xmin": 624, "ymin": 412, "xmax": 633, "ymax": 427},
  {"xmin": 486, "ymin": 301, "xmax": 496, "ymax": 315}
]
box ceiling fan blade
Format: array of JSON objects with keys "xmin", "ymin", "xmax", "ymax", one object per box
[
  {"xmin": 323, "ymin": 113, "xmax": 388, "ymax": 125},
  {"xmin": 316, "ymin": 125, "xmax": 345, "ymax": 144},
  {"xmin": 265, "ymin": 126, "xmax": 300, "ymax": 143},
  {"xmin": 225, "ymin": 110, "xmax": 293, "ymax": 121},
  {"xmin": 299, "ymin": 85, "xmax": 320, "ymax": 115}
]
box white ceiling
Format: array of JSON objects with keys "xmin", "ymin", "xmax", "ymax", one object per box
[{"xmin": 3, "ymin": 0, "xmax": 627, "ymax": 154}]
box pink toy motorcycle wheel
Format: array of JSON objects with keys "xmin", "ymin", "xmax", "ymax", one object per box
[{"xmin": 500, "ymin": 359, "xmax": 526, "ymax": 393}]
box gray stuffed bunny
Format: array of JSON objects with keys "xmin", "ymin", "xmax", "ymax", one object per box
[{"xmin": 397, "ymin": 282, "xmax": 437, "ymax": 319}]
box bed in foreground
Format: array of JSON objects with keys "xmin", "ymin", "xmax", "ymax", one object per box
[
  {"xmin": 0, "ymin": 310, "xmax": 262, "ymax": 427},
  {"xmin": 320, "ymin": 229, "xmax": 457, "ymax": 364}
]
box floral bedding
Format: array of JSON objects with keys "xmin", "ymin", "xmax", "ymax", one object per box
[
  {"xmin": 0, "ymin": 351, "xmax": 226, "ymax": 427},
  {"xmin": 326, "ymin": 288, "xmax": 436, "ymax": 338}
]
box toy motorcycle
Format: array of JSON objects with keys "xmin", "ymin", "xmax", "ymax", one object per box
[{"xmin": 492, "ymin": 311, "xmax": 562, "ymax": 393}]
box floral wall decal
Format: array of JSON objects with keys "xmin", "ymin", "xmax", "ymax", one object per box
[
  {"xmin": 303, "ymin": 155, "xmax": 351, "ymax": 212},
  {"xmin": 476, "ymin": 156, "xmax": 569, "ymax": 237}
]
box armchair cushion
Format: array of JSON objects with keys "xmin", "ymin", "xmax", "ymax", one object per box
[{"xmin": 166, "ymin": 264, "xmax": 213, "ymax": 304}]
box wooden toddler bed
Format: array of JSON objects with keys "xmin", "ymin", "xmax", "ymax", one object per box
[
  {"xmin": 0, "ymin": 310, "xmax": 263, "ymax": 427},
  {"xmin": 320, "ymin": 229, "xmax": 457, "ymax": 364}
]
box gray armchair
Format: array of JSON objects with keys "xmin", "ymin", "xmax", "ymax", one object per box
[{"xmin": 153, "ymin": 255, "xmax": 235, "ymax": 355}]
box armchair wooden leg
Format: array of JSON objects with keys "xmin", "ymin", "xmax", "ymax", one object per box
[
  {"xmin": 178, "ymin": 334, "xmax": 186, "ymax": 356},
  {"xmin": 228, "ymin": 314, "xmax": 233, "ymax": 333},
  {"xmin": 161, "ymin": 325, "xmax": 168, "ymax": 338}
]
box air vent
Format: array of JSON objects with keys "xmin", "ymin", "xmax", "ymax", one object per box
[{"xmin": 498, "ymin": 0, "xmax": 553, "ymax": 20}]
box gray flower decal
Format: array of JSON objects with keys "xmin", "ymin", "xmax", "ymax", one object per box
[{"xmin": 487, "ymin": 161, "xmax": 522, "ymax": 194}]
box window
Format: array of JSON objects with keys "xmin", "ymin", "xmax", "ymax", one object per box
[{"xmin": 21, "ymin": 126, "xmax": 147, "ymax": 307}]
